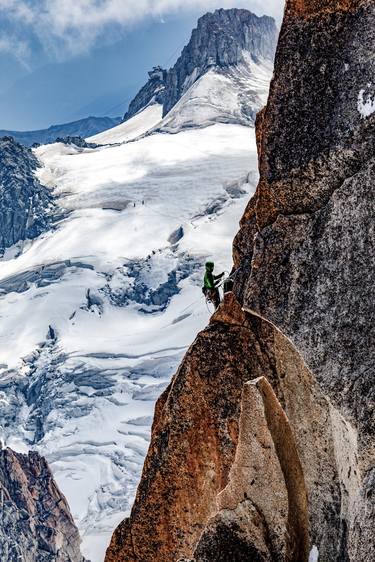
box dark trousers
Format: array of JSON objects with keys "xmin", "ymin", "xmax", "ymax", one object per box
[{"xmin": 207, "ymin": 288, "xmax": 220, "ymax": 309}]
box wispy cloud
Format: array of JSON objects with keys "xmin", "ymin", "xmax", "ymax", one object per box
[
  {"xmin": 0, "ymin": 0, "xmax": 284, "ymax": 59},
  {"xmin": 0, "ymin": 0, "xmax": 33, "ymax": 21},
  {"xmin": 0, "ymin": 34, "xmax": 31, "ymax": 66}
]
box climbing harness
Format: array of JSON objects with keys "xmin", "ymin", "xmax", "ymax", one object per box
[{"xmin": 203, "ymin": 267, "xmax": 240, "ymax": 311}]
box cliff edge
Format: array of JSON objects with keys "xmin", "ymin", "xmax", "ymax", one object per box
[{"xmin": 106, "ymin": 1, "xmax": 375, "ymax": 560}]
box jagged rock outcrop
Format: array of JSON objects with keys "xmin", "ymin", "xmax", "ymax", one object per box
[
  {"xmin": 0, "ymin": 136, "xmax": 55, "ymax": 254},
  {"xmin": 105, "ymin": 295, "xmax": 271, "ymax": 561},
  {"xmin": 106, "ymin": 1, "xmax": 375, "ymax": 561},
  {"xmin": 105, "ymin": 295, "xmax": 343, "ymax": 561},
  {"xmin": 54, "ymin": 136, "xmax": 99, "ymax": 149},
  {"xmin": 0, "ymin": 448, "xmax": 85, "ymax": 561},
  {"xmin": 124, "ymin": 67, "xmax": 167, "ymax": 121}
]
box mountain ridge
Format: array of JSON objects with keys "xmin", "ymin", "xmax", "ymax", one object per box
[
  {"xmin": 0, "ymin": 447, "xmax": 85, "ymax": 561},
  {"xmin": 0, "ymin": 116, "xmax": 121, "ymax": 147},
  {"xmin": 0, "ymin": 136, "xmax": 56, "ymax": 255}
]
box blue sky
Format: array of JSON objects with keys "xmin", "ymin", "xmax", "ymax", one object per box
[{"xmin": 0, "ymin": 1, "xmax": 283, "ymax": 130}]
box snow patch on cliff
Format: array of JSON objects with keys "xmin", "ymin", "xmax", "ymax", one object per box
[{"xmin": 357, "ymin": 87, "xmax": 375, "ymax": 118}]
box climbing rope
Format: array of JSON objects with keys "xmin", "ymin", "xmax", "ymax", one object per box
[
  {"xmin": 178, "ymin": 294, "xmax": 205, "ymax": 315},
  {"xmin": 205, "ymin": 297, "xmax": 215, "ymax": 314}
]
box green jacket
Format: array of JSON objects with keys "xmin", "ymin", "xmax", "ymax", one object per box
[{"xmin": 204, "ymin": 270, "xmax": 223, "ymax": 290}]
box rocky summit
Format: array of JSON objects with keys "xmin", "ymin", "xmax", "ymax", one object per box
[
  {"xmin": 163, "ymin": 9, "xmax": 277, "ymax": 117},
  {"xmin": 106, "ymin": 1, "xmax": 375, "ymax": 561},
  {"xmin": 124, "ymin": 9, "xmax": 278, "ymax": 128}
]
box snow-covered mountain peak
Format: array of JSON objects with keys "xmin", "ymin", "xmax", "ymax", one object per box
[
  {"xmin": 162, "ymin": 8, "xmax": 277, "ymax": 116},
  {"xmin": 123, "ymin": 8, "xmax": 277, "ymax": 130}
]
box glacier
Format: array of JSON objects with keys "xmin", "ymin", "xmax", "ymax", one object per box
[{"xmin": 0, "ymin": 47, "xmax": 272, "ymax": 562}]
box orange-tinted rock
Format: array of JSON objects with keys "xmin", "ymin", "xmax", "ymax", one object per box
[
  {"xmin": 105, "ymin": 293, "xmax": 347, "ymax": 561},
  {"xmin": 105, "ymin": 298, "xmax": 282, "ymax": 561},
  {"xmin": 287, "ymin": 0, "xmax": 365, "ymax": 18},
  {"xmin": 194, "ymin": 377, "xmax": 309, "ymax": 562}
]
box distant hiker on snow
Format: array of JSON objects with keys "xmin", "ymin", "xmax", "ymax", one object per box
[{"xmin": 203, "ymin": 261, "xmax": 224, "ymax": 309}]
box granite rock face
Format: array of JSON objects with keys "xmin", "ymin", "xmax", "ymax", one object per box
[
  {"xmin": 106, "ymin": 1, "xmax": 375, "ymax": 561},
  {"xmin": 105, "ymin": 296, "xmax": 344, "ymax": 561},
  {"xmin": 0, "ymin": 136, "xmax": 55, "ymax": 254},
  {"xmin": 0, "ymin": 448, "xmax": 85, "ymax": 561},
  {"xmin": 238, "ymin": 2, "xmax": 375, "ymax": 557},
  {"xmin": 243, "ymin": 0, "xmax": 375, "ymax": 439}
]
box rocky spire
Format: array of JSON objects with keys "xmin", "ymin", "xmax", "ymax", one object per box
[{"xmin": 123, "ymin": 67, "xmax": 167, "ymax": 121}]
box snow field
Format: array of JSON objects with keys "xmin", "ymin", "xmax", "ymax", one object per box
[{"xmin": 0, "ymin": 104, "xmax": 259, "ymax": 561}]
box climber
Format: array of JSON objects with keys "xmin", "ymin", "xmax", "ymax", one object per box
[{"xmin": 203, "ymin": 261, "xmax": 224, "ymax": 309}]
